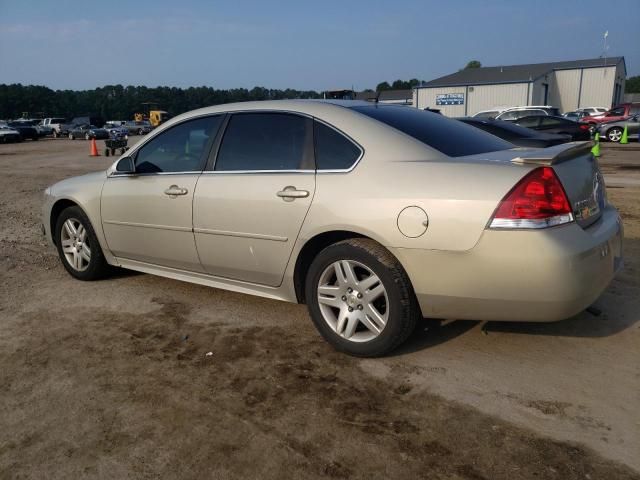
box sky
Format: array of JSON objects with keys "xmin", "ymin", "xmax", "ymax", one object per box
[{"xmin": 0, "ymin": 0, "xmax": 638, "ymax": 91}]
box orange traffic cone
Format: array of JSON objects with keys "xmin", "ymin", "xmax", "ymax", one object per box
[{"xmin": 89, "ymin": 138, "xmax": 99, "ymax": 156}]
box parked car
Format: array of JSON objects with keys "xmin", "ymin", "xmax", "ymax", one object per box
[
  {"xmin": 578, "ymin": 107, "xmax": 608, "ymax": 117},
  {"xmin": 123, "ymin": 121, "xmax": 152, "ymax": 135},
  {"xmin": 581, "ymin": 103, "xmax": 640, "ymax": 125},
  {"xmin": 0, "ymin": 125, "xmax": 22, "ymax": 143},
  {"xmin": 7, "ymin": 121, "xmax": 39, "ymax": 141},
  {"xmin": 42, "ymin": 117, "xmax": 72, "ymax": 137},
  {"xmin": 597, "ymin": 114, "xmax": 640, "ymax": 142},
  {"xmin": 514, "ymin": 115, "xmax": 591, "ymax": 141},
  {"xmin": 562, "ymin": 111, "xmax": 591, "ymax": 122},
  {"xmin": 71, "ymin": 116, "xmax": 105, "ymax": 128},
  {"xmin": 474, "ymin": 106, "xmax": 560, "ymax": 121},
  {"xmin": 458, "ymin": 117, "xmax": 571, "ymax": 147},
  {"xmin": 103, "ymin": 122, "xmax": 129, "ymax": 139},
  {"xmin": 68, "ymin": 124, "xmax": 109, "ymax": 140},
  {"xmin": 42, "ymin": 100, "xmax": 623, "ymax": 357}
]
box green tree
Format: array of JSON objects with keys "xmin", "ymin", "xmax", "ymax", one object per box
[
  {"xmin": 626, "ymin": 76, "xmax": 640, "ymax": 93},
  {"xmin": 463, "ymin": 60, "xmax": 482, "ymax": 70},
  {"xmin": 376, "ymin": 81, "xmax": 391, "ymax": 92}
]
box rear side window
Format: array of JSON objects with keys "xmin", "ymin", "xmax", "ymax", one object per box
[
  {"xmin": 351, "ymin": 106, "xmax": 511, "ymax": 157},
  {"xmin": 135, "ymin": 115, "xmax": 222, "ymax": 173},
  {"xmin": 540, "ymin": 117, "xmax": 566, "ymax": 126},
  {"xmin": 314, "ymin": 121, "xmax": 361, "ymax": 170},
  {"xmin": 515, "ymin": 117, "xmax": 541, "ymax": 128},
  {"xmin": 215, "ymin": 113, "xmax": 312, "ymax": 171}
]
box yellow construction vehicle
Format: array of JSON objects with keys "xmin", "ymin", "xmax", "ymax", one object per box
[{"xmin": 134, "ymin": 103, "xmax": 170, "ymax": 127}]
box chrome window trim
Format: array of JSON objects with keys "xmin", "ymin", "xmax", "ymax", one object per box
[
  {"xmin": 201, "ymin": 169, "xmax": 315, "ymax": 175},
  {"xmin": 108, "ymin": 171, "xmax": 203, "ymax": 178}
]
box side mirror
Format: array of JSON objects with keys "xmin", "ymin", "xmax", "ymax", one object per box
[{"xmin": 115, "ymin": 156, "xmax": 135, "ymax": 174}]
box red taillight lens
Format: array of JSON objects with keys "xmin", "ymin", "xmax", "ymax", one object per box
[
  {"xmin": 489, "ymin": 167, "xmax": 574, "ymax": 229},
  {"xmin": 579, "ymin": 123, "xmax": 590, "ymax": 130}
]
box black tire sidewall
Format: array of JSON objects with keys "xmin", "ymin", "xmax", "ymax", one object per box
[
  {"xmin": 305, "ymin": 242, "xmax": 413, "ymax": 357},
  {"xmin": 55, "ymin": 206, "xmax": 107, "ymax": 280}
]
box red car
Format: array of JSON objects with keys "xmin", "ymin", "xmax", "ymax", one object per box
[{"xmin": 582, "ymin": 103, "xmax": 640, "ymax": 125}]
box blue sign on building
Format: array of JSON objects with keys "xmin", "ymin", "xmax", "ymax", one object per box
[{"xmin": 436, "ymin": 93, "xmax": 464, "ymax": 105}]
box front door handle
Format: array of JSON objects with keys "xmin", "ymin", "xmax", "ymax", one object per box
[
  {"xmin": 164, "ymin": 185, "xmax": 189, "ymax": 197},
  {"xmin": 277, "ymin": 186, "xmax": 310, "ymax": 202}
]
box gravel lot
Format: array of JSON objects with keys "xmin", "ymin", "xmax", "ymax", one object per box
[{"xmin": 1, "ymin": 137, "xmax": 639, "ymax": 479}]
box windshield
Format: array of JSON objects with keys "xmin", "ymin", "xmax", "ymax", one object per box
[{"xmin": 351, "ymin": 105, "xmax": 512, "ymax": 157}]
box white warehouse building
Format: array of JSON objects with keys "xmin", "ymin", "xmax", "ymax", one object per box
[{"xmin": 413, "ymin": 57, "xmax": 626, "ymax": 116}]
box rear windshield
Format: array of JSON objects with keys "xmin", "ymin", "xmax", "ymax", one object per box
[
  {"xmin": 351, "ymin": 105, "xmax": 512, "ymax": 157},
  {"xmin": 460, "ymin": 119, "xmax": 536, "ymax": 138}
]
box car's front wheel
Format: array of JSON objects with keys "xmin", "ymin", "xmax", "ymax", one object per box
[
  {"xmin": 55, "ymin": 206, "xmax": 111, "ymax": 280},
  {"xmin": 607, "ymin": 127, "xmax": 623, "ymax": 142},
  {"xmin": 305, "ymin": 238, "xmax": 419, "ymax": 357}
]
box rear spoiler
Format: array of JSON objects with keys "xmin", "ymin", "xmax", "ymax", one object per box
[{"xmin": 510, "ymin": 141, "xmax": 592, "ymax": 166}]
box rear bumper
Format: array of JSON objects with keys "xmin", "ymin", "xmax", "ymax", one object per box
[{"xmin": 393, "ymin": 206, "xmax": 623, "ymax": 322}]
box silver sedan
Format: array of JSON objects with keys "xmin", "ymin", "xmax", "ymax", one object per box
[{"xmin": 42, "ymin": 100, "xmax": 623, "ymax": 356}]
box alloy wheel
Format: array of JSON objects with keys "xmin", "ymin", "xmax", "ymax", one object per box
[
  {"xmin": 316, "ymin": 260, "xmax": 389, "ymax": 342},
  {"xmin": 608, "ymin": 128, "xmax": 622, "ymax": 142},
  {"xmin": 60, "ymin": 218, "xmax": 91, "ymax": 271}
]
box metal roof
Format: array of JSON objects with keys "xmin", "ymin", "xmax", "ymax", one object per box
[
  {"xmin": 421, "ymin": 57, "xmax": 626, "ymax": 88},
  {"xmin": 355, "ymin": 89, "xmax": 413, "ymax": 101}
]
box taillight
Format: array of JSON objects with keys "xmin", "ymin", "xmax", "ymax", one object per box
[
  {"xmin": 579, "ymin": 123, "xmax": 590, "ymax": 130},
  {"xmin": 489, "ymin": 167, "xmax": 574, "ymax": 229}
]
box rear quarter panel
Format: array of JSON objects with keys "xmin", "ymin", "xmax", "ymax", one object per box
[{"xmin": 299, "ymin": 140, "xmax": 533, "ymax": 252}]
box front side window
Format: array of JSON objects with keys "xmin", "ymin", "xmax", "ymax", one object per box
[
  {"xmin": 314, "ymin": 121, "xmax": 361, "ymax": 170},
  {"xmin": 135, "ymin": 116, "xmax": 222, "ymax": 173},
  {"xmin": 215, "ymin": 113, "xmax": 312, "ymax": 171},
  {"xmin": 352, "ymin": 105, "xmax": 511, "ymax": 157}
]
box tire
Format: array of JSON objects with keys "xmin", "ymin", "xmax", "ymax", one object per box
[
  {"xmin": 85, "ymin": 133, "xmax": 90, "ymax": 140},
  {"xmin": 138, "ymin": 129, "xmax": 144, "ymax": 135},
  {"xmin": 105, "ymin": 149, "xmax": 110, "ymax": 157},
  {"xmin": 305, "ymin": 238, "xmax": 419, "ymax": 357},
  {"xmin": 54, "ymin": 206, "xmax": 111, "ymax": 281},
  {"xmin": 53, "ymin": 130, "xmax": 58, "ymax": 138},
  {"xmin": 607, "ymin": 127, "xmax": 623, "ymax": 143},
  {"xmin": 32, "ymin": 136, "xmax": 39, "ymax": 141}
]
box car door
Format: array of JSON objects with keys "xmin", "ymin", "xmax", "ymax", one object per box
[
  {"xmin": 193, "ymin": 112, "xmax": 316, "ymax": 287},
  {"xmin": 101, "ymin": 115, "xmax": 224, "ymax": 271}
]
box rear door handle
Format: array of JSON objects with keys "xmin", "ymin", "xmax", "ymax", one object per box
[
  {"xmin": 164, "ymin": 185, "xmax": 189, "ymax": 197},
  {"xmin": 277, "ymin": 186, "xmax": 309, "ymax": 201}
]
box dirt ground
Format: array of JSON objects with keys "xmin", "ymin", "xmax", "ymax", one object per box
[{"xmin": 0, "ymin": 137, "xmax": 639, "ymax": 480}]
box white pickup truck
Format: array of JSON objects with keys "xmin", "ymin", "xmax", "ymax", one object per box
[{"xmin": 41, "ymin": 117, "xmax": 72, "ymax": 138}]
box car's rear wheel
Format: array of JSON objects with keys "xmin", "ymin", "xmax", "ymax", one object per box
[
  {"xmin": 55, "ymin": 206, "xmax": 111, "ymax": 280},
  {"xmin": 607, "ymin": 127, "xmax": 623, "ymax": 142},
  {"xmin": 305, "ymin": 238, "xmax": 419, "ymax": 357}
]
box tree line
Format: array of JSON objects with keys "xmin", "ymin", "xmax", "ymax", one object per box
[{"xmin": 0, "ymin": 84, "xmax": 325, "ymax": 121}]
